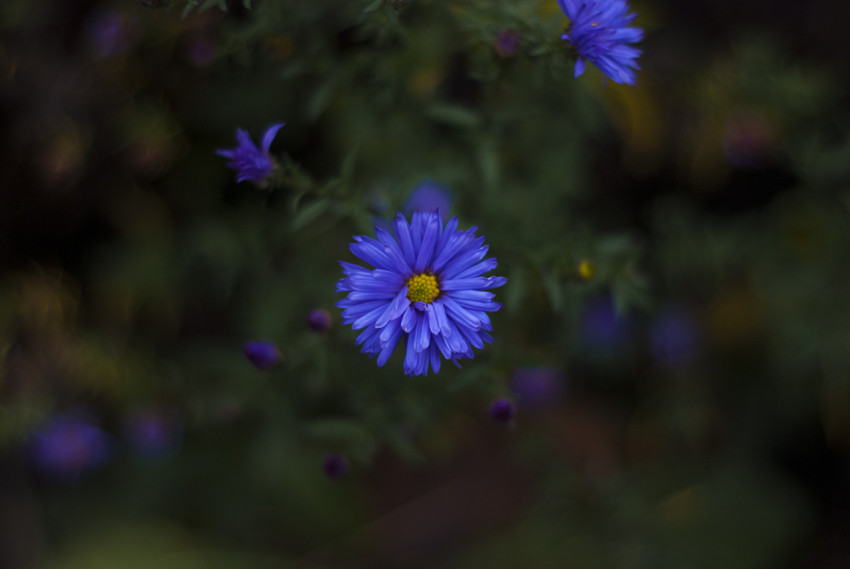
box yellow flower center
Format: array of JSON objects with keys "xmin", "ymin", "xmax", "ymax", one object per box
[{"xmin": 406, "ymin": 273, "xmax": 440, "ymax": 304}]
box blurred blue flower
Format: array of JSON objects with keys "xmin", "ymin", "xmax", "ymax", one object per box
[
  {"xmin": 403, "ymin": 180, "xmax": 453, "ymax": 221},
  {"xmin": 323, "ymin": 453, "xmax": 348, "ymax": 478},
  {"xmin": 244, "ymin": 340, "xmax": 282, "ymax": 370},
  {"xmin": 558, "ymin": 0, "xmax": 643, "ymax": 85},
  {"xmin": 29, "ymin": 412, "xmax": 109, "ymax": 481},
  {"xmin": 217, "ymin": 123, "xmax": 284, "ymax": 184},
  {"xmin": 124, "ymin": 407, "xmax": 182, "ymax": 458},
  {"xmin": 494, "ymin": 30, "xmax": 521, "ymax": 58},
  {"xmin": 488, "ymin": 398, "xmax": 516, "ymax": 423},
  {"xmin": 650, "ymin": 306, "xmax": 700, "ymax": 366},
  {"xmin": 510, "ymin": 367, "xmax": 565, "ymax": 411},
  {"xmin": 86, "ymin": 10, "xmax": 135, "ymax": 58},
  {"xmin": 337, "ymin": 211, "xmax": 506, "ymax": 376},
  {"xmin": 579, "ymin": 294, "xmax": 632, "ymax": 352}
]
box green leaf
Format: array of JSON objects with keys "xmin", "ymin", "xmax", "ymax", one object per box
[
  {"xmin": 242, "ymin": 0, "xmax": 251, "ymax": 8},
  {"xmin": 307, "ymin": 79, "xmax": 338, "ymax": 122},
  {"xmin": 478, "ymin": 140, "xmax": 500, "ymax": 192},
  {"xmin": 181, "ymin": 1, "xmax": 198, "ymax": 19},
  {"xmin": 339, "ymin": 146, "xmax": 359, "ymax": 190},
  {"xmin": 426, "ymin": 104, "xmax": 481, "ymax": 129},
  {"xmin": 382, "ymin": 2, "xmax": 400, "ymax": 27},
  {"xmin": 292, "ymin": 198, "xmax": 330, "ymax": 231},
  {"xmin": 505, "ymin": 265, "xmax": 526, "ymax": 313},
  {"xmin": 363, "ymin": 0, "xmax": 383, "ymax": 13},
  {"xmin": 529, "ymin": 44, "xmax": 552, "ymax": 57},
  {"xmin": 542, "ymin": 270, "xmax": 563, "ymax": 312}
]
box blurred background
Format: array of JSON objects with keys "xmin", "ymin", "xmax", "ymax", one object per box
[{"xmin": 2, "ymin": 0, "xmax": 850, "ymax": 567}]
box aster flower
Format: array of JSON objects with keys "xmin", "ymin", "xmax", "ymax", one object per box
[
  {"xmin": 336, "ymin": 211, "xmax": 506, "ymax": 376},
  {"xmin": 216, "ymin": 123, "xmax": 284, "ymax": 184},
  {"xmin": 558, "ymin": 0, "xmax": 643, "ymax": 85}
]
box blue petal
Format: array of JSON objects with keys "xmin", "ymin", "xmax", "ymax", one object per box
[
  {"xmin": 261, "ymin": 123, "xmax": 285, "ymax": 153},
  {"xmin": 574, "ymin": 58, "xmax": 586, "ymax": 78}
]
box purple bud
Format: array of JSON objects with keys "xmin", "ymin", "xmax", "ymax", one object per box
[
  {"xmin": 494, "ymin": 29, "xmax": 520, "ymax": 58},
  {"xmin": 307, "ymin": 309, "xmax": 333, "ymax": 333},
  {"xmin": 29, "ymin": 411, "xmax": 109, "ymax": 481},
  {"xmin": 243, "ymin": 341, "xmax": 282, "ymax": 370},
  {"xmin": 488, "ymin": 398, "xmax": 516, "ymax": 423},
  {"xmin": 124, "ymin": 407, "xmax": 181, "ymax": 458},
  {"xmin": 322, "ymin": 453, "xmax": 348, "ymax": 478}
]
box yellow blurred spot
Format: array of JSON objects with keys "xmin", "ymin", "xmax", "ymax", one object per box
[
  {"xmin": 537, "ymin": 0, "xmax": 563, "ymax": 18},
  {"xmin": 577, "ymin": 259, "xmax": 595, "ymax": 281}
]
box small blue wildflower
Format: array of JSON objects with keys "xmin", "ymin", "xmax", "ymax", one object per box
[
  {"xmin": 404, "ymin": 180, "xmax": 453, "ymax": 221},
  {"xmin": 217, "ymin": 123, "xmax": 284, "ymax": 184},
  {"xmin": 243, "ymin": 340, "xmax": 282, "ymax": 370},
  {"xmin": 337, "ymin": 211, "xmax": 506, "ymax": 376},
  {"xmin": 488, "ymin": 398, "xmax": 516, "ymax": 423},
  {"xmin": 29, "ymin": 412, "xmax": 110, "ymax": 481},
  {"xmin": 558, "ymin": 0, "xmax": 643, "ymax": 85}
]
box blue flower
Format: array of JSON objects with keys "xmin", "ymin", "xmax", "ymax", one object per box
[
  {"xmin": 558, "ymin": 0, "xmax": 643, "ymax": 85},
  {"xmin": 217, "ymin": 123, "xmax": 284, "ymax": 184},
  {"xmin": 29, "ymin": 411, "xmax": 110, "ymax": 481},
  {"xmin": 336, "ymin": 211, "xmax": 506, "ymax": 376}
]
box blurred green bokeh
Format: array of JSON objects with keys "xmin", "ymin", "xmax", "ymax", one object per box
[{"xmin": 1, "ymin": 0, "xmax": 850, "ymax": 567}]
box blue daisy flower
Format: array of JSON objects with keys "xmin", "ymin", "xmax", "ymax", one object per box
[
  {"xmin": 558, "ymin": 0, "xmax": 643, "ymax": 85},
  {"xmin": 336, "ymin": 211, "xmax": 506, "ymax": 376},
  {"xmin": 217, "ymin": 122, "xmax": 284, "ymax": 184}
]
